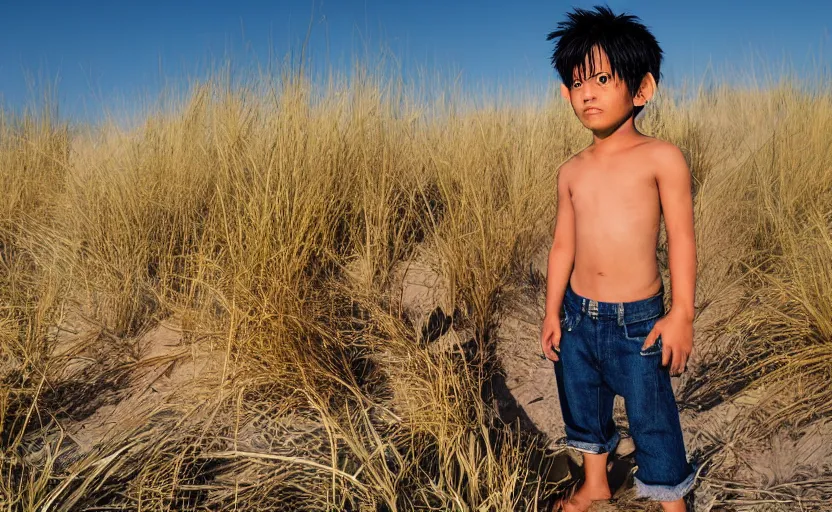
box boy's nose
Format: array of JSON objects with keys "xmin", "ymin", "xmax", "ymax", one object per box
[{"xmin": 582, "ymin": 85, "xmax": 596, "ymax": 102}]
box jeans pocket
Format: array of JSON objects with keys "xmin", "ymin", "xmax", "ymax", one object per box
[
  {"xmin": 623, "ymin": 313, "xmax": 662, "ymax": 356},
  {"xmin": 639, "ymin": 335, "xmax": 663, "ymax": 356},
  {"xmin": 560, "ymin": 305, "xmax": 582, "ymax": 332}
]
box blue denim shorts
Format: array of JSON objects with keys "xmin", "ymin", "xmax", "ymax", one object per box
[{"xmin": 553, "ymin": 281, "xmax": 695, "ymax": 502}]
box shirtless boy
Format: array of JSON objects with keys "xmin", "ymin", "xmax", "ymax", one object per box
[{"xmin": 540, "ymin": 6, "xmax": 696, "ymax": 511}]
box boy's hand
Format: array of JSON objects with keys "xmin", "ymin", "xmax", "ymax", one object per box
[
  {"xmin": 541, "ymin": 315, "xmax": 562, "ymax": 362},
  {"xmin": 642, "ymin": 310, "xmax": 693, "ymax": 375}
]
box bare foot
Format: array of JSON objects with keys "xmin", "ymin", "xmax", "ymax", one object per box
[
  {"xmin": 553, "ymin": 482, "xmax": 612, "ymax": 512},
  {"xmin": 660, "ymin": 498, "xmax": 687, "ymax": 512}
]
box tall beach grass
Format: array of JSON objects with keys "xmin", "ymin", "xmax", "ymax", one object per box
[{"xmin": 1, "ymin": 65, "xmax": 830, "ymax": 510}]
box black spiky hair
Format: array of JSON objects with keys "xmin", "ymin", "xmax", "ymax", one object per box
[{"xmin": 547, "ymin": 5, "xmax": 663, "ymax": 97}]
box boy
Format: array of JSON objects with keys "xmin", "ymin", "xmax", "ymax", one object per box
[{"xmin": 540, "ymin": 6, "xmax": 696, "ymax": 512}]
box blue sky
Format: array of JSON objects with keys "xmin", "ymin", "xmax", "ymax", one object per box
[{"xmin": 1, "ymin": 0, "xmax": 830, "ymax": 121}]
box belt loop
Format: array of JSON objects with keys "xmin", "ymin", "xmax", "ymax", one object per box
[{"xmin": 617, "ymin": 303, "xmax": 624, "ymax": 325}]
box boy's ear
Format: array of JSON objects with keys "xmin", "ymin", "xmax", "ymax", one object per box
[
  {"xmin": 560, "ymin": 83, "xmax": 570, "ymax": 101},
  {"xmin": 633, "ymin": 72, "xmax": 657, "ymax": 107}
]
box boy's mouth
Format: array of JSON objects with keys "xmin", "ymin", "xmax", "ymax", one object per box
[{"xmin": 583, "ymin": 107, "xmax": 603, "ymax": 115}]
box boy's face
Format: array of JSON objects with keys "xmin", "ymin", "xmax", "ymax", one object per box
[{"xmin": 560, "ymin": 47, "xmax": 650, "ymax": 134}]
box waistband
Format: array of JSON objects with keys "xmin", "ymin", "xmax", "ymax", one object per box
[{"xmin": 563, "ymin": 280, "xmax": 665, "ymax": 324}]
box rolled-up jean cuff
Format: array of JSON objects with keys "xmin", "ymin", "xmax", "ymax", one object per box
[
  {"xmin": 635, "ymin": 466, "xmax": 696, "ymax": 502},
  {"xmin": 565, "ymin": 431, "xmax": 620, "ymax": 455}
]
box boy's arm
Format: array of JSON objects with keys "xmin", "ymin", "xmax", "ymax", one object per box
[
  {"xmin": 545, "ymin": 162, "xmax": 577, "ymax": 318},
  {"xmin": 656, "ymin": 145, "xmax": 696, "ymax": 322},
  {"xmin": 653, "ymin": 144, "xmax": 696, "ymax": 374}
]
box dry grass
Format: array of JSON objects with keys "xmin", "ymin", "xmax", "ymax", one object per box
[{"xmin": 1, "ymin": 67, "xmax": 830, "ymax": 511}]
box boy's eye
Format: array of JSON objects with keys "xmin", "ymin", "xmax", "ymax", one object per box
[
  {"xmin": 598, "ymin": 75, "xmax": 609, "ymax": 84},
  {"xmin": 572, "ymin": 80, "xmax": 582, "ymax": 88}
]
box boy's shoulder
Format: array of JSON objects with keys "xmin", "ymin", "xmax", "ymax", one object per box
[
  {"xmin": 612, "ymin": 137, "xmax": 689, "ymax": 174},
  {"xmin": 638, "ymin": 138, "xmax": 690, "ymax": 177},
  {"xmin": 558, "ymin": 143, "xmax": 600, "ymax": 171},
  {"xmin": 638, "ymin": 137, "xmax": 685, "ymax": 160},
  {"xmin": 555, "ymin": 152, "xmax": 585, "ymax": 185}
]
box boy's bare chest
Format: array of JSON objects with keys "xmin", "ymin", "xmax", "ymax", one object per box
[{"xmin": 570, "ymin": 165, "xmax": 659, "ymax": 217}]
